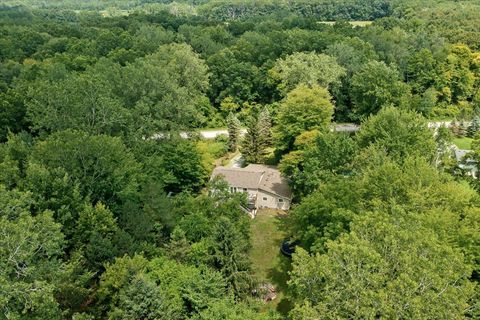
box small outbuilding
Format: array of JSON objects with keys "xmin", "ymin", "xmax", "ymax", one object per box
[{"xmin": 211, "ymin": 164, "xmax": 292, "ymax": 211}]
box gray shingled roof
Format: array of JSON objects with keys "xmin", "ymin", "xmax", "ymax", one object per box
[{"xmin": 211, "ymin": 164, "xmax": 292, "ymax": 199}]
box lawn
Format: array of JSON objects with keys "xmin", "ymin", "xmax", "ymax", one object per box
[
  {"xmin": 318, "ymin": 20, "xmax": 372, "ymax": 27},
  {"xmin": 250, "ymin": 209, "xmax": 293, "ymax": 315},
  {"xmin": 453, "ymin": 137, "xmax": 473, "ymax": 150}
]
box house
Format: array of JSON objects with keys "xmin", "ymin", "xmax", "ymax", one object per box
[
  {"xmin": 455, "ymin": 148, "xmax": 477, "ymax": 178},
  {"xmin": 211, "ymin": 164, "xmax": 292, "ymax": 211}
]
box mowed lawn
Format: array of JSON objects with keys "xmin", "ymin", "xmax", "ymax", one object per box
[
  {"xmin": 318, "ymin": 20, "xmax": 373, "ymax": 27},
  {"xmin": 250, "ymin": 209, "xmax": 293, "ymax": 315},
  {"xmin": 453, "ymin": 137, "xmax": 473, "ymax": 150}
]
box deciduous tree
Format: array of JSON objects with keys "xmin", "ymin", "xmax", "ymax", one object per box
[
  {"xmin": 274, "ymin": 84, "xmax": 334, "ymax": 154},
  {"xmin": 270, "ymin": 52, "xmax": 346, "ymax": 94},
  {"xmin": 289, "ymin": 213, "xmax": 475, "ymax": 320},
  {"xmin": 350, "ymin": 61, "xmax": 410, "ymax": 115}
]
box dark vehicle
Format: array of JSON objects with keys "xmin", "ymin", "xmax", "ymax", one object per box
[{"xmin": 281, "ymin": 238, "xmax": 300, "ymax": 258}]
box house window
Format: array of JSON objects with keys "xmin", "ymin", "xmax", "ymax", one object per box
[
  {"xmin": 263, "ymin": 197, "xmax": 268, "ymax": 201},
  {"xmin": 230, "ymin": 187, "xmax": 233, "ymax": 193},
  {"xmin": 243, "ymin": 188, "xmax": 248, "ymax": 192},
  {"xmin": 278, "ymin": 198, "xmax": 284, "ymax": 203}
]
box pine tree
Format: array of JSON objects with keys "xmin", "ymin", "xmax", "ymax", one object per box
[
  {"xmin": 226, "ymin": 112, "xmax": 241, "ymax": 152},
  {"xmin": 211, "ymin": 217, "xmax": 252, "ymax": 298},
  {"xmin": 258, "ymin": 107, "xmax": 272, "ymax": 145},
  {"xmin": 467, "ymin": 116, "xmax": 480, "ymax": 138},
  {"xmin": 165, "ymin": 227, "xmax": 190, "ymax": 263},
  {"xmin": 240, "ymin": 114, "xmax": 269, "ymax": 164}
]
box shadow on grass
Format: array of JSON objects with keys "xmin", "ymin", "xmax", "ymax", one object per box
[
  {"xmin": 267, "ymin": 254, "xmax": 294, "ymax": 315},
  {"xmin": 267, "ymin": 213, "xmax": 295, "ymax": 316}
]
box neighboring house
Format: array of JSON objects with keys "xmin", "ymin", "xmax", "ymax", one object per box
[
  {"xmin": 454, "ymin": 148, "xmax": 478, "ymax": 178},
  {"xmin": 211, "ymin": 164, "xmax": 292, "ymax": 212}
]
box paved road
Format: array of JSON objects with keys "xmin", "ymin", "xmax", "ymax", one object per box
[
  {"xmin": 152, "ymin": 121, "xmax": 455, "ymax": 140},
  {"xmin": 199, "ymin": 128, "xmax": 247, "ymax": 139},
  {"xmin": 196, "ymin": 121, "xmax": 455, "ymax": 139},
  {"xmin": 197, "ymin": 124, "xmax": 357, "ymax": 139}
]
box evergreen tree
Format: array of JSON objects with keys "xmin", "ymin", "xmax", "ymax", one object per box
[
  {"xmin": 240, "ymin": 114, "xmax": 269, "ymax": 164},
  {"xmin": 164, "ymin": 227, "xmax": 190, "ymax": 263},
  {"xmin": 467, "ymin": 116, "xmax": 480, "ymax": 138},
  {"xmin": 211, "ymin": 217, "xmax": 252, "ymax": 298},
  {"xmin": 226, "ymin": 112, "xmax": 241, "ymax": 152},
  {"xmin": 258, "ymin": 107, "xmax": 272, "ymax": 145}
]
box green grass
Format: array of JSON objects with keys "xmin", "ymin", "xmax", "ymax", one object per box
[
  {"xmin": 250, "ymin": 209, "xmax": 293, "ymax": 315},
  {"xmin": 453, "ymin": 137, "xmax": 473, "ymax": 150},
  {"xmin": 196, "ymin": 140, "xmax": 228, "ymax": 171},
  {"xmin": 318, "ymin": 20, "xmax": 373, "ymax": 27}
]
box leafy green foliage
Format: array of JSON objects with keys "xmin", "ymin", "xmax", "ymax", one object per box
[
  {"xmin": 270, "ymin": 51, "xmax": 346, "ymax": 94},
  {"xmin": 350, "ymin": 61, "xmax": 411, "ymax": 115},
  {"xmin": 289, "ymin": 213, "xmax": 475, "ymax": 319},
  {"xmin": 280, "ymin": 131, "xmax": 358, "ymax": 197},
  {"xmin": 227, "ymin": 112, "xmax": 242, "ymax": 152},
  {"xmin": 0, "ymin": 209, "xmax": 65, "ymax": 319},
  {"xmin": 211, "ymin": 217, "xmax": 252, "ymax": 298},
  {"xmin": 2, "ymin": 1, "xmax": 480, "ymax": 318},
  {"xmin": 356, "ymin": 107, "xmax": 436, "ymax": 162},
  {"xmin": 30, "ymin": 130, "xmax": 140, "ymax": 208},
  {"xmin": 274, "ymin": 84, "xmax": 334, "ymax": 154}
]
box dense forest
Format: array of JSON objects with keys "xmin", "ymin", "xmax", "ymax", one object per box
[{"xmin": 1, "ymin": 0, "xmax": 480, "ymax": 319}]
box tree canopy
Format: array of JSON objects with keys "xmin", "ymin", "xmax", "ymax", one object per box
[{"xmin": 1, "ymin": 0, "xmax": 480, "ymax": 318}]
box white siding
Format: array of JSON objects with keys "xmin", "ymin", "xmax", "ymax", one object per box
[
  {"xmin": 227, "ymin": 186, "xmax": 290, "ymax": 211},
  {"xmin": 256, "ymin": 190, "xmax": 290, "ymax": 210}
]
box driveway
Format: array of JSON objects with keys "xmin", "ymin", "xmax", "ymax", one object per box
[
  {"xmin": 228, "ymin": 153, "xmax": 245, "ymax": 168},
  {"xmin": 199, "ymin": 128, "xmax": 247, "ymax": 139}
]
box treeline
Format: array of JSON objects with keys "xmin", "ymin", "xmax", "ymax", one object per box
[
  {"xmin": 1, "ymin": 0, "xmax": 392, "ymax": 20},
  {"xmin": 199, "ymin": 0, "xmax": 393, "ymax": 21}
]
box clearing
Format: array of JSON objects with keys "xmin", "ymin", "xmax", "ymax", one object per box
[
  {"xmin": 250, "ymin": 209, "xmax": 293, "ymax": 315},
  {"xmin": 318, "ymin": 20, "xmax": 373, "ymax": 27},
  {"xmin": 453, "ymin": 137, "xmax": 473, "ymax": 150}
]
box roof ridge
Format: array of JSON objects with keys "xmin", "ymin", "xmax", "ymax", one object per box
[
  {"xmin": 215, "ymin": 168, "xmax": 264, "ymax": 173},
  {"xmin": 215, "ymin": 167, "xmax": 265, "ymax": 172}
]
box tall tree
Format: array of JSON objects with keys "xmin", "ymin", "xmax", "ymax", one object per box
[
  {"xmin": 280, "ymin": 131, "xmax": 358, "ymax": 198},
  {"xmin": 240, "ymin": 111, "xmax": 271, "ymax": 164},
  {"xmin": 258, "ymin": 107, "xmax": 272, "ymax": 145},
  {"xmin": 30, "ymin": 130, "xmax": 140, "ymax": 209},
  {"xmin": 274, "ymin": 84, "xmax": 334, "ymax": 154},
  {"xmin": 0, "ymin": 210, "xmax": 65, "ymax": 319},
  {"xmin": 270, "ymin": 52, "xmax": 346, "ymax": 94},
  {"xmin": 211, "ymin": 217, "xmax": 252, "ymax": 298},
  {"xmin": 26, "ymin": 63, "xmax": 130, "ymax": 137},
  {"xmin": 226, "ymin": 112, "xmax": 241, "ymax": 152},
  {"xmin": 350, "ymin": 60, "xmax": 410, "ymax": 116},
  {"xmin": 467, "ymin": 116, "xmax": 480, "ymax": 138},
  {"xmin": 356, "ymin": 106, "xmax": 436, "ymax": 162}
]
